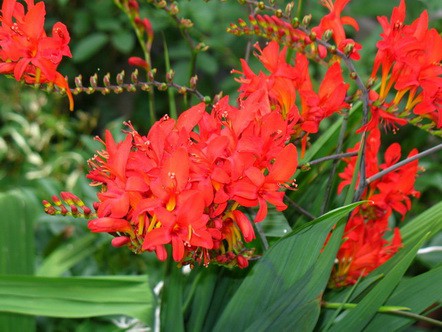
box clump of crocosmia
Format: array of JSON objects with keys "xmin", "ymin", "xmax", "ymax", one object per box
[
  {"xmin": 329, "ymin": 127, "xmax": 420, "ymax": 288},
  {"xmin": 0, "ymin": 0, "xmax": 74, "ymax": 110},
  {"xmin": 80, "ymin": 93, "xmax": 298, "ymax": 268}
]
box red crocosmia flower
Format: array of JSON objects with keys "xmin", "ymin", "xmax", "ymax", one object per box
[
  {"xmin": 83, "ymin": 43, "xmax": 302, "ymax": 268},
  {"xmin": 0, "ymin": 0, "xmax": 74, "ymax": 110},
  {"xmin": 329, "ymin": 213, "xmax": 402, "ymax": 288},
  {"xmin": 312, "ymin": 0, "xmax": 361, "ymax": 60},
  {"xmin": 332, "ymin": 127, "xmax": 420, "ymax": 287},
  {"xmin": 370, "ymin": 0, "xmax": 442, "ymax": 129},
  {"xmin": 88, "ymin": 217, "xmax": 134, "ymax": 236}
]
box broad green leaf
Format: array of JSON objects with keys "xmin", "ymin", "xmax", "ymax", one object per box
[
  {"xmin": 327, "ymin": 235, "xmax": 428, "ymax": 331},
  {"xmin": 161, "ymin": 263, "xmax": 185, "ymax": 332},
  {"xmin": 0, "ymin": 190, "xmax": 37, "ymax": 331},
  {"xmin": 213, "ymin": 202, "xmax": 362, "ymax": 331},
  {"xmin": 0, "ymin": 275, "xmax": 154, "ymax": 325},
  {"xmin": 36, "ymin": 234, "xmax": 97, "ymax": 277},
  {"xmin": 398, "ymin": 201, "xmax": 442, "ymax": 247},
  {"xmin": 364, "ymin": 264, "xmax": 442, "ymax": 331},
  {"xmin": 186, "ymin": 267, "xmax": 218, "ymax": 332}
]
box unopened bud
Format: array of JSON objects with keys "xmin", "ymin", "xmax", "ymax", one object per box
[
  {"xmin": 157, "ymin": 83, "xmax": 168, "ymax": 91},
  {"xmin": 275, "ymin": 9, "xmax": 283, "ymax": 18},
  {"xmin": 169, "ymin": 3, "xmax": 179, "ymax": 15},
  {"xmin": 291, "ymin": 17, "xmax": 299, "ymax": 28},
  {"xmin": 148, "ymin": 68, "xmax": 157, "ymax": 81},
  {"xmin": 257, "ymin": 1, "xmax": 265, "ymax": 10},
  {"xmin": 52, "ymin": 195, "xmax": 62, "ymax": 206},
  {"xmin": 103, "ymin": 73, "xmax": 111, "ymax": 87},
  {"xmin": 60, "ymin": 205, "xmax": 68, "ymax": 215},
  {"xmin": 344, "ymin": 43, "xmax": 355, "ymax": 56},
  {"xmin": 323, "ymin": 29, "xmax": 333, "ymax": 41},
  {"xmin": 300, "ymin": 163, "xmax": 311, "ymax": 172},
  {"xmin": 166, "ymin": 69, "xmax": 175, "ymax": 82},
  {"xmin": 116, "ymin": 70, "xmax": 125, "ymax": 85},
  {"xmin": 42, "ymin": 200, "xmax": 51, "ymax": 208},
  {"xmin": 195, "ymin": 42, "xmax": 209, "ymax": 52},
  {"xmin": 141, "ymin": 83, "xmax": 151, "ymax": 91},
  {"xmin": 128, "ymin": 0, "xmax": 139, "ymax": 12},
  {"xmin": 126, "ymin": 84, "xmax": 137, "ymax": 92},
  {"xmin": 70, "ymin": 205, "xmax": 79, "ymax": 216},
  {"xmin": 213, "ymin": 91, "xmax": 223, "ymax": 104},
  {"xmin": 203, "ymin": 96, "xmax": 211, "ymax": 104},
  {"xmin": 74, "ymin": 75, "xmax": 83, "ymax": 88},
  {"xmin": 238, "ymin": 18, "xmax": 247, "ymax": 27},
  {"xmin": 156, "ymin": 0, "xmax": 167, "ymax": 8},
  {"xmin": 301, "ymin": 14, "xmax": 312, "ymax": 26},
  {"xmin": 285, "ymin": 2, "xmax": 294, "ymax": 17},
  {"xmin": 177, "ymin": 86, "xmax": 187, "ymax": 94},
  {"xmin": 349, "ymin": 71, "xmax": 358, "ymax": 80},
  {"xmin": 131, "ymin": 69, "xmax": 139, "ymax": 83},
  {"xmin": 128, "ymin": 57, "xmax": 149, "ymax": 70},
  {"xmin": 309, "ymin": 31, "xmax": 317, "ymax": 41},
  {"xmin": 189, "ymin": 75, "xmax": 198, "ymax": 89},
  {"xmin": 82, "ymin": 206, "xmax": 92, "ymax": 216},
  {"xmin": 89, "ymin": 73, "xmax": 98, "ymax": 88},
  {"xmin": 44, "ymin": 206, "xmax": 57, "ymax": 215},
  {"xmin": 180, "ymin": 18, "xmax": 193, "ymax": 28}
]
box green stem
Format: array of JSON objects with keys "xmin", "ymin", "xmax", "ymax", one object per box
[
  {"xmin": 162, "ymin": 34, "xmax": 177, "ymax": 119},
  {"xmin": 323, "ymin": 302, "xmax": 442, "ymax": 328}
]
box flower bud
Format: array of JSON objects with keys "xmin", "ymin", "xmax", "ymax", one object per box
[
  {"xmin": 116, "ymin": 71, "xmax": 125, "ymax": 85},
  {"xmin": 131, "ymin": 69, "xmax": 139, "ymax": 83},
  {"xmin": 148, "ymin": 68, "xmax": 157, "ymax": 81},
  {"xmin": 302, "ymin": 14, "xmax": 312, "ymax": 26},
  {"xmin": 189, "ymin": 75, "xmax": 198, "ymax": 89},
  {"xmin": 103, "ymin": 73, "xmax": 111, "ymax": 87},
  {"xmin": 157, "ymin": 83, "xmax": 168, "ymax": 91},
  {"xmin": 169, "ymin": 3, "xmax": 179, "ymax": 15},
  {"xmin": 323, "ymin": 29, "xmax": 333, "ymax": 41},
  {"xmin": 89, "ymin": 73, "xmax": 98, "ymax": 88},
  {"xmin": 180, "ymin": 18, "xmax": 193, "ymax": 28},
  {"xmin": 166, "ymin": 69, "xmax": 175, "ymax": 82}
]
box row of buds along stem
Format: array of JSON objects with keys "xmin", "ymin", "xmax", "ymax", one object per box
[
  {"xmin": 70, "ymin": 71, "xmax": 208, "ymax": 101},
  {"xmin": 43, "ymin": 192, "xmax": 95, "ymax": 219}
]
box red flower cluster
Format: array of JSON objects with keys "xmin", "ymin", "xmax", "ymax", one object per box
[
  {"xmin": 330, "ymin": 127, "xmax": 420, "ymax": 287},
  {"xmin": 369, "ymin": 0, "xmax": 442, "ymax": 129},
  {"xmin": 87, "ymin": 103, "xmax": 297, "ymax": 267},
  {"xmin": 235, "ymin": 41, "xmax": 349, "ymax": 154},
  {"xmin": 0, "ymin": 0, "xmax": 73, "ymax": 110},
  {"xmin": 86, "ymin": 42, "xmax": 313, "ymax": 267}
]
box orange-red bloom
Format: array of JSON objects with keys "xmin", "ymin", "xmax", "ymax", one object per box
[
  {"xmin": 331, "ymin": 127, "xmax": 420, "ymax": 287},
  {"xmin": 0, "ymin": 0, "xmax": 73, "ymax": 110},
  {"xmin": 369, "ymin": 0, "xmax": 442, "ymax": 129},
  {"xmin": 86, "ymin": 47, "xmax": 301, "ymax": 267},
  {"xmin": 312, "ymin": 0, "xmax": 361, "ymax": 60}
]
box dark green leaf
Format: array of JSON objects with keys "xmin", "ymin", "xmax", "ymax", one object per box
[
  {"xmin": 213, "ymin": 202, "xmax": 362, "ymax": 331},
  {"xmin": 0, "ymin": 275, "xmax": 154, "ymax": 325}
]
